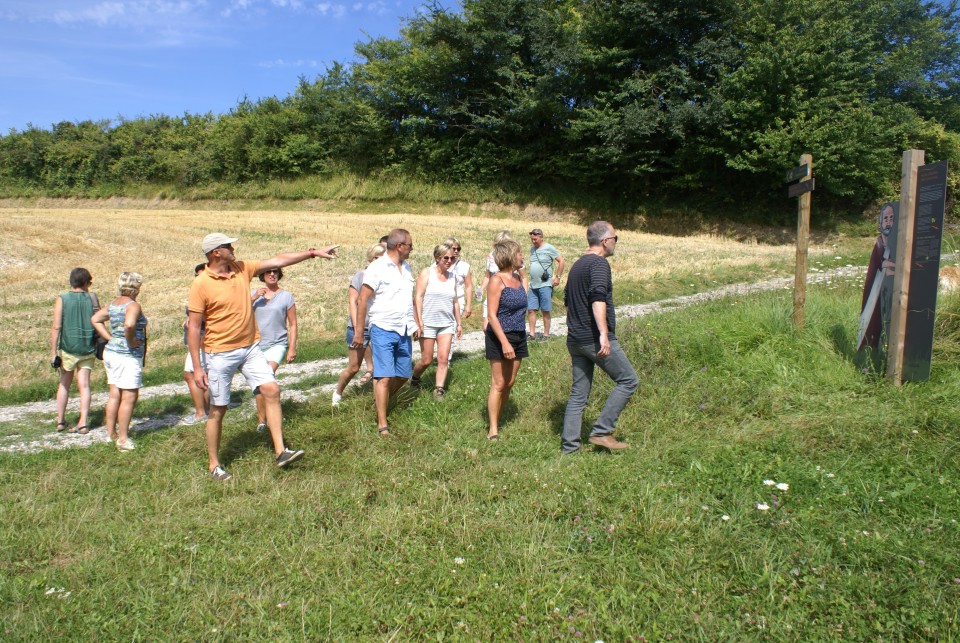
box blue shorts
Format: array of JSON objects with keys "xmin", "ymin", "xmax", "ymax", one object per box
[
  {"xmin": 370, "ymin": 326, "xmax": 413, "ymax": 379},
  {"xmin": 527, "ymin": 286, "xmax": 553, "ymax": 312},
  {"xmin": 346, "ymin": 326, "xmax": 370, "ymax": 348}
]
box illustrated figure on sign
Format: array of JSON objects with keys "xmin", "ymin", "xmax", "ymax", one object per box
[{"xmin": 857, "ymin": 203, "xmax": 897, "ymax": 353}]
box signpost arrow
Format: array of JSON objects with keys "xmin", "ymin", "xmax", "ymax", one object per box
[
  {"xmin": 784, "ymin": 164, "xmax": 809, "ymax": 183},
  {"xmin": 788, "ymin": 178, "xmax": 815, "ymax": 198}
]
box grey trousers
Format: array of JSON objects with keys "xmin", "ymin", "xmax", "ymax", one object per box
[{"xmin": 561, "ymin": 339, "xmax": 639, "ymax": 453}]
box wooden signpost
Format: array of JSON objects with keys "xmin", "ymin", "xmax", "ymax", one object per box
[{"xmin": 786, "ymin": 154, "xmax": 813, "ymax": 329}]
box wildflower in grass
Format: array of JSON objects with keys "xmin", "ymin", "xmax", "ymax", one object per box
[
  {"xmin": 826, "ymin": 473, "xmax": 835, "ymax": 478},
  {"xmin": 721, "ymin": 514, "xmax": 730, "ymax": 521},
  {"xmin": 763, "ymin": 479, "xmax": 775, "ymax": 486},
  {"xmin": 453, "ymin": 556, "xmax": 465, "ymax": 565},
  {"xmin": 776, "ymin": 482, "xmax": 789, "ymax": 491},
  {"xmin": 756, "ymin": 503, "xmax": 770, "ymax": 511}
]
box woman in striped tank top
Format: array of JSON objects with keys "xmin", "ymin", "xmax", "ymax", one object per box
[
  {"xmin": 91, "ymin": 272, "xmax": 148, "ymax": 452},
  {"xmin": 412, "ymin": 242, "xmax": 463, "ymax": 398}
]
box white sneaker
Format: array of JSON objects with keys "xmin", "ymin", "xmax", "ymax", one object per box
[
  {"xmin": 179, "ymin": 414, "xmax": 206, "ymax": 426},
  {"xmin": 331, "ymin": 392, "xmax": 342, "ymax": 407},
  {"xmin": 256, "ymin": 423, "xmax": 268, "ymax": 433},
  {"xmin": 116, "ymin": 439, "xmax": 135, "ymax": 452}
]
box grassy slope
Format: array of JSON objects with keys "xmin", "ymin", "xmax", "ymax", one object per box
[{"xmin": 2, "ymin": 274, "xmax": 959, "ymax": 639}]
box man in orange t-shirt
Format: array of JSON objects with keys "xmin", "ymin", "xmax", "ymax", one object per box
[{"xmin": 188, "ymin": 232, "xmax": 338, "ymax": 481}]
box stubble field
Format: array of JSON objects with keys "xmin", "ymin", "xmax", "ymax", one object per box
[{"xmin": 0, "ymin": 203, "xmax": 839, "ymax": 398}]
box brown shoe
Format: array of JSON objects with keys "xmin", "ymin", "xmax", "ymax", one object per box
[{"xmin": 588, "ymin": 434, "xmax": 629, "ymax": 450}]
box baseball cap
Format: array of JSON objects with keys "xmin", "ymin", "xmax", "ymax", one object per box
[
  {"xmin": 529, "ymin": 228, "xmax": 543, "ymax": 235},
  {"xmin": 202, "ymin": 233, "xmax": 239, "ymax": 255}
]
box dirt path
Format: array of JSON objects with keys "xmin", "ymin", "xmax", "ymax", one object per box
[{"xmin": 0, "ymin": 265, "xmax": 865, "ymax": 454}]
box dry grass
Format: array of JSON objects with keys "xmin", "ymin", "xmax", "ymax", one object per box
[{"xmin": 0, "ymin": 206, "xmax": 830, "ymax": 391}]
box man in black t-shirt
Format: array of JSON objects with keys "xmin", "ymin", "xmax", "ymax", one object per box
[{"xmin": 561, "ymin": 221, "xmax": 638, "ymax": 453}]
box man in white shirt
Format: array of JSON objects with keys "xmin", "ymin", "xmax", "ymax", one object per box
[{"xmin": 353, "ymin": 228, "xmax": 417, "ymax": 436}]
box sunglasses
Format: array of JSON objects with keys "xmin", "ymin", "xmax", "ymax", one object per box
[
  {"xmin": 602, "ymin": 236, "xmax": 618, "ymax": 243},
  {"xmin": 216, "ymin": 244, "xmax": 234, "ymax": 251},
  {"xmin": 439, "ymin": 256, "xmax": 456, "ymax": 262}
]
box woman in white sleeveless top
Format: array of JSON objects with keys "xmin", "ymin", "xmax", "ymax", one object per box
[{"xmin": 412, "ymin": 242, "xmax": 462, "ymax": 398}]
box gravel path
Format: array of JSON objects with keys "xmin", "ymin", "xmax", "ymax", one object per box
[{"xmin": 0, "ymin": 265, "xmax": 866, "ymax": 454}]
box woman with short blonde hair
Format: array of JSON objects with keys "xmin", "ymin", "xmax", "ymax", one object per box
[{"xmin": 91, "ymin": 272, "xmax": 148, "ymax": 451}]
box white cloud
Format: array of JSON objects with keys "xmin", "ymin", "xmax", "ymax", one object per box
[
  {"xmin": 258, "ymin": 58, "xmax": 319, "ymax": 68},
  {"xmin": 315, "ymin": 2, "xmax": 347, "ymax": 17},
  {"xmin": 52, "ymin": 1, "xmax": 203, "ymax": 27}
]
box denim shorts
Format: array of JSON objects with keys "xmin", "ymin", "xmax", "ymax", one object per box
[
  {"xmin": 527, "ymin": 286, "xmax": 553, "ymax": 312},
  {"xmin": 370, "ymin": 326, "xmax": 413, "ymax": 379},
  {"xmin": 346, "ymin": 326, "xmax": 370, "ymax": 348}
]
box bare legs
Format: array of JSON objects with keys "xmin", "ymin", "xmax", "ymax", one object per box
[
  {"xmin": 255, "ymin": 361, "xmax": 281, "ymax": 427},
  {"xmin": 487, "ymin": 358, "xmax": 521, "ymax": 439},
  {"xmin": 413, "ymin": 335, "xmax": 454, "ymax": 389},
  {"xmin": 183, "ymin": 371, "xmax": 209, "ymax": 419},
  {"xmin": 105, "ymin": 385, "xmax": 139, "ymax": 444},
  {"xmin": 207, "ymin": 380, "xmax": 286, "ymax": 471},
  {"xmin": 55, "ymin": 367, "xmax": 92, "ymax": 429},
  {"xmin": 335, "ymin": 346, "xmax": 370, "ymax": 396},
  {"xmin": 374, "ymin": 376, "xmax": 408, "ymax": 432},
  {"xmin": 527, "ymin": 310, "xmax": 552, "ymax": 337}
]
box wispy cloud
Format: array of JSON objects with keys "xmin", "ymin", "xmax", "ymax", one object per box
[
  {"xmin": 315, "ymin": 2, "xmax": 347, "ymax": 17},
  {"xmin": 52, "ymin": 1, "xmax": 203, "ymax": 27},
  {"xmin": 258, "ymin": 58, "xmax": 320, "ymax": 68}
]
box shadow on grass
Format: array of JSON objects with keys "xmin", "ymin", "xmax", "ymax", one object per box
[{"xmin": 831, "ymin": 322, "xmax": 888, "ymax": 375}]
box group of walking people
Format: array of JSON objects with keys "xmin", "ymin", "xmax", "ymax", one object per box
[{"xmin": 50, "ymin": 220, "xmax": 638, "ymax": 481}]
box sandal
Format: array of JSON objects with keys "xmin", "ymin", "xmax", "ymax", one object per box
[
  {"xmin": 378, "ymin": 427, "xmax": 391, "ymax": 437},
  {"xmin": 68, "ymin": 425, "xmax": 78, "ymax": 433},
  {"xmin": 358, "ymin": 370, "xmax": 374, "ymax": 385},
  {"xmin": 56, "ymin": 421, "xmax": 68, "ymax": 432},
  {"xmin": 76, "ymin": 426, "xmax": 88, "ymax": 435},
  {"xmin": 433, "ymin": 386, "xmax": 447, "ymax": 400},
  {"xmin": 487, "ymin": 433, "xmax": 499, "ymax": 442}
]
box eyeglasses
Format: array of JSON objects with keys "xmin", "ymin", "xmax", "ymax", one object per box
[
  {"xmin": 602, "ymin": 236, "xmax": 618, "ymax": 243},
  {"xmin": 398, "ymin": 242, "xmax": 413, "ymax": 249},
  {"xmin": 439, "ymin": 256, "xmax": 455, "ymax": 262},
  {"xmin": 451, "ymin": 247, "xmax": 461, "ymax": 252}
]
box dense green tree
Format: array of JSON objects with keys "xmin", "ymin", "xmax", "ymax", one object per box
[{"xmin": 0, "ymin": 0, "xmax": 957, "ymax": 214}]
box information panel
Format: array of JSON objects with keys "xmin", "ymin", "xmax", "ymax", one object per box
[{"xmin": 902, "ymin": 160, "xmax": 949, "ymax": 381}]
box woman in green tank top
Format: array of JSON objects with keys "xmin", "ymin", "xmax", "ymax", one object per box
[{"xmin": 49, "ymin": 267, "xmax": 99, "ymax": 434}]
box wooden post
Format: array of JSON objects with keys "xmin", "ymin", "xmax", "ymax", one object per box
[
  {"xmin": 793, "ymin": 154, "xmax": 813, "ymax": 329},
  {"xmin": 887, "ymin": 149, "xmax": 924, "ymax": 385}
]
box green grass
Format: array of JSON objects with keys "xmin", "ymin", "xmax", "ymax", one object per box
[{"xmin": 2, "ymin": 276, "xmax": 960, "ymax": 639}]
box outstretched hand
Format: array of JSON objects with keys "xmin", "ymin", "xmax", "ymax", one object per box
[{"xmin": 311, "ymin": 245, "xmax": 340, "ymax": 260}]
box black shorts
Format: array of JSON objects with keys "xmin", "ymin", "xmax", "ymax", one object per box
[{"xmin": 485, "ymin": 328, "xmax": 529, "ymax": 360}]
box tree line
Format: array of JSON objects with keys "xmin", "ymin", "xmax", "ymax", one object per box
[{"xmin": 2, "ymin": 0, "xmax": 958, "ymax": 217}]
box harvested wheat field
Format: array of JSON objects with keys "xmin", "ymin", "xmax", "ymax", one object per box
[{"xmin": 0, "ymin": 205, "xmax": 830, "ymax": 392}]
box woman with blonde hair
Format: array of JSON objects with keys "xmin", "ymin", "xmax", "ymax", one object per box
[
  {"xmin": 485, "ymin": 240, "xmax": 527, "ymax": 440},
  {"xmin": 412, "ymin": 242, "xmax": 462, "ymax": 398},
  {"xmin": 91, "ymin": 272, "xmax": 147, "ymax": 451},
  {"xmin": 481, "ymin": 230, "xmax": 527, "ymax": 331},
  {"xmin": 333, "ymin": 243, "xmax": 385, "ymax": 405}
]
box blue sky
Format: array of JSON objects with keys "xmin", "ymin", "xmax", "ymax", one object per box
[{"xmin": 0, "ymin": 0, "xmax": 443, "ymax": 133}]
